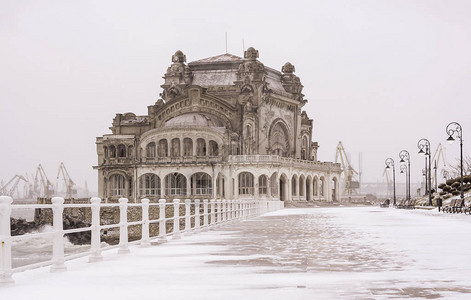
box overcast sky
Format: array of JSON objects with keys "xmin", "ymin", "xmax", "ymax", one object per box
[{"xmin": 1, "ymin": 0, "xmax": 470, "ymax": 194}]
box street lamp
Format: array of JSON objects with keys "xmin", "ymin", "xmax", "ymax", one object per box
[
  {"xmin": 385, "ymin": 158, "xmax": 396, "ymax": 206},
  {"xmin": 446, "ymin": 122, "xmax": 464, "ymax": 201},
  {"xmin": 399, "ymin": 150, "xmax": 411, "ymax": 201},
  {"xmin": 400, "ymin": 164, "xmax": 408, "ymax": 202},
  {"xmin": 417, "ymin": 138, "xmax": 432, "ymax": 206}
]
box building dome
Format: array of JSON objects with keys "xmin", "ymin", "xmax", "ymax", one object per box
[{"xmin": 164, "ymin": 113, "xmax": 225, "ymax": 128}]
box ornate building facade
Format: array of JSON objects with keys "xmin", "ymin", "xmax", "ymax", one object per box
[{"xmin": 94, "ymin": 48, "xmax": 341, "ymax": 202}]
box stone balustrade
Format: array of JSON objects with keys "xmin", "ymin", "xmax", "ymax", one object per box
[
  {"xmin": 0, "ymin": 195, "xmax": 284, "ymax": 285},
  {"xmin": 228, "ymin": 155, "xmax": 341, "ymax": 171}
]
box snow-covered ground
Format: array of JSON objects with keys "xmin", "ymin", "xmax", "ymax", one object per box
[{"xmin": 3, "ymin": 207, "xmax": 471, "ymax": 299}]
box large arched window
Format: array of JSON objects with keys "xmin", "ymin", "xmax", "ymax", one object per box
[
  {"xmin": 238, "ymin": 172, "xmax": 254, "ymax": 195},
  {"xmin": 259, "ymin": 175, "xmax": 268, "ymax": 195},
  {"xmin": 301, "ymin": 136, "xmax": 308, "ymax": 160},
  {"xmin": 117, "ymin": 144, "xmax": 126, "ymax": 158},
  {"xmin": 270, "ymin": 121, "xmax": 289, "ymax": 157},
  {"xmin": 171, "ymin": 138, "xmax": 180, "ymax": 157},
  {"xmin": 146, "ymin": 142, "xmax": 156, "ymax": 158},
  {"xmin": 158, "ymin": 139, "xmax": 168, "ymax": 157},
  {"xmin": 191, "ymin": 172, "xmax": 212, "ymax": 196},
  {"xmin": 208, "ymin": 140, "xmax": 218, "ymax": 156},
  {"xmin": 109, "ymin": 145, "xmax": 116, "ymax": 158},
  {"xmin": 139, "ymin": 174, "xmax": 160, "ymax": 196},
  {"xmin": 197, "ymin": 138, "xmax": 206, "ymax": 156},
  {"xmin": 165, "ymin": 173, "xmax": 186, "ymax": 196},
  {"xmin": 183, "ymin": 138, "xmax": 193, "ymax": 156},
  {"xmin": 110, "ymin": 174, "xmax": 125, "ymax": 196}
]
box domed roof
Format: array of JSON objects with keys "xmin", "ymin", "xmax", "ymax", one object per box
[{"xmin": 165, "ymin": 113, "xmax": 225, "ymax": 128}]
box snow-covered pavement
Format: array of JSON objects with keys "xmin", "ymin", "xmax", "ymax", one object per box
[{"xmin": 3, "ymin": 207, "xmax": 471, "ymax": 299}]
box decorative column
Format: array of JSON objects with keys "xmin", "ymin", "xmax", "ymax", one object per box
[
  {"xmin": 140, "ymin": 198, "xmax": 151, "ymax": 247},
  {"xmin": 203, "ymin": 199, "xmax": 209, "ymax": 230},
  {"xmin": 158, "ymin": 199, "xmax": 167, "ymax": 242},
  {"xmin": 0, "ymin": 196, "xmax": 14, "ymax": 284},
  {"xmin": 172, "ymin": 199, "xmax": 181, "ymax": 239},
  {"xmin": 51, "ymin": 197, "xmax": 67, "ymax": 272},
  {"xmin": 118, "ymin": 197, "xmax": 130, "ymax": 254},
  {"xmin": 184, "ymin": 199, "xmax": 192, "ymax": 235},
  {"xmin": 89, "ymin": 197, "xmax": 103, "ymax": 262}
]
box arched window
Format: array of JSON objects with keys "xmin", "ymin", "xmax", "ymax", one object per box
[
  {"xmin": 139, "ymin": 174, "xmax": 160, "ymax": 196},
  {"xmin": 110, "ymin": 174, "xmax": 125, "ymax": 196},
  {"xmin": 183, "ymin": 138, "xmax": 193, "ymax": 156},
  {"xmin": 270, "ymin": 121, "xmax": 289, "ymax": 157},
  {"xmin": 299, "ymin": 176, "xmax": 305, "ymax": 197},
  {"xmin": 103, "ymin": 146, "xmax": 108, "ymax": 158},
  {"xmin": 117, "ymin": 144, "xmax": 126, "ymax": 158},
  {"xmin": 128, "ymin": 145, "xmax": 134, "ymax": 159},
  {"xmin": 320, "ymin": 177, "xmax": 325, "ymax": 197},
  {"xmin": 208, "ymin": 140, "xmax": 218, "ymax": 156},
  {"xmin": 313, "ymin": 177, "xmax": 318, "ymax": 196},
  {"xmin": 158, "ymin": 139, "xmax": 168, "ymax": 157},
  {"xmin": 165, "ymin": 173, "xmax": 186, "ymax": 196},
  {"xmin": 109, "ymin": 145, "xmax": 116, "ymax": 158},
  {"xmin": 191, "ymin": 173, "xmax": 212, "ymax": 195},
  {"xmin": 238, "ymin": 172, "xmax": 254, "ymax": 195},
  {"xmin": 146, "ymin": 142, "xmax": 156, "ymax": 158},
  {"xmin": 258, "ymin": 175, "xmax": 268, "ymax": 195},
  {"xmin": 301, "ymin": 136, "xmax": 308, "ymax": 160},
  {"xmin": 292, "ymin": 175, "xmax": 297, "ymax": 196},
  {"xmin": 197, "ymin": 138, "xmax": 206, "ymax": 156},
  {"xmin": 171, "ymin": 138, "xmax": 180, "ymax": 157},
  {"xmin": 332, "ymin": 178, "xmax": 337, "ymax": 201}
]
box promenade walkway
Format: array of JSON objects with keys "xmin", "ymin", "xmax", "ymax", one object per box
[{"xmin": 3, "ymin": 207, "xmax": 471, "ymax": 299}]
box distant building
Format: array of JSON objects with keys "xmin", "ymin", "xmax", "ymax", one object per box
[{"xmin": 94, "ymin": 47, "xmax": 341, "ymax": 202}]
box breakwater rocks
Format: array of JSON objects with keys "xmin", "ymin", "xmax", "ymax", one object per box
[{"xmin": 10, "ymin": 215, "xmax": 92, "ymax": 245}]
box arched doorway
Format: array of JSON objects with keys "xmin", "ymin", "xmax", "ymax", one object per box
[{"xmin": 279, "ymin": 174, "xmax": 288, "ymax": 201}]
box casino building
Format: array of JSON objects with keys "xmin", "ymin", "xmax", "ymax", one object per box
[{"xmin": 94, "ymin": 47, "xmax": 341, "ymax": 202}]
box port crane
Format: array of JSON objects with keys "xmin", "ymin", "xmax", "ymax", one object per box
[
  {"xmin": 34, "ymin": 164, "xmax": 54, "ymax": 198},
  {"xmin": 56, "ymin": 162, "xmax": 77, "ymax": 199},
  {"xmin": 335, "ymin": 142, "xmax": 360, "ymax": 195},
  {"xmin": 0, "ymin": 175, "xmax": 28, "ymax": 197}
]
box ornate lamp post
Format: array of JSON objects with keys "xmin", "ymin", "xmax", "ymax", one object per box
[
  {"xmin": 385, "ymin": 158, "xmax": 396, "ymax": 206},
  {"xmin": 417, "ymin": 138, "xmax": 432, "ymax": 206},
  {"xmin": 399, "ymin": 150, "xmax": 411, "ymax": 201},
  {"xmin": 400, "ymin": 164, "xmax": 408, "ymax": 202},
  {"xmin": 446, "ymin": 122, "xmax": 464, "ymax": 201}
]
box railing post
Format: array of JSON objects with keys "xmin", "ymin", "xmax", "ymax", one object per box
[
  {"xmin": 158, "ymin": 199, "xmax": 167, "ymax": 242},
  {"xmin": 89, "ymin": 197, "xmax": 103, "ymax": 262},
  {"xmin": 51, "ymin": 197, "xmax": 66, "ymax": 272},
  {"xmin": 210, "ymin": 199, "xmax": 216, "ymax": 225},
  {"xmin": 194, "ymin": 199, "xmax": 201, "ymax": 233},
  {"xmin": 118, "ymin": 198, "xmax": 130, "ymax": 254},
  {"xmin": 172, "ymin": 199, "xmax": 181, "ymax": 239},
  {"xmin": 216, "ymin": 200, "xmax": 222, "ymax": 224},
  {"xmin": 140, "ymin": 198, "xmax": 151, "ymax": 247},
  {"xmin": 184, "ymin": 199, "xmax": 192, "ymax": 236},
  {"xmin": 203, "ymin": 199, "xmax": 209, "ymax": 231},
  {"xmin": 0, "ymin": 196, "xmax": 14, "ymax": 284},
  {"xmin": 222, "ymin": 200, "xmax": 227, "ymax": 222},
  {"xmin": 231, "ymin": 200, "xmax": 235, "ymax": 220}
]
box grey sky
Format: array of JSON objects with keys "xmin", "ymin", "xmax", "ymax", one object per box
[{"xmin": 1, "ymin": 0, "xmax": 470, "ymax": 193}]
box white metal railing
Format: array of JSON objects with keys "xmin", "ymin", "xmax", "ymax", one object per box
[{"xmin": 0, "ymin": 195, "xmax": 284, "ymax": 284}]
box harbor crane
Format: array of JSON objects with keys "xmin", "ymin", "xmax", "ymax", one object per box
[
  {"xmin": 56, "ymin": 162, "xmax": 77, "ymax": 199},
  {"xmin": 335, "ymin": 141, "xmax": 360, "ymax": 195},
  {"xmin": 34, "ymin": 164, "xmax": 54, "ymax": 198},
  {"xmin": 0, "ymin": 175, "xmax": 28, "ymax": 197}
]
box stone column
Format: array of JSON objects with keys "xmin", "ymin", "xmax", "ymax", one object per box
[{"xmin": 0, "ymin": 196, "xmax": 14, "ymax": 284}]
